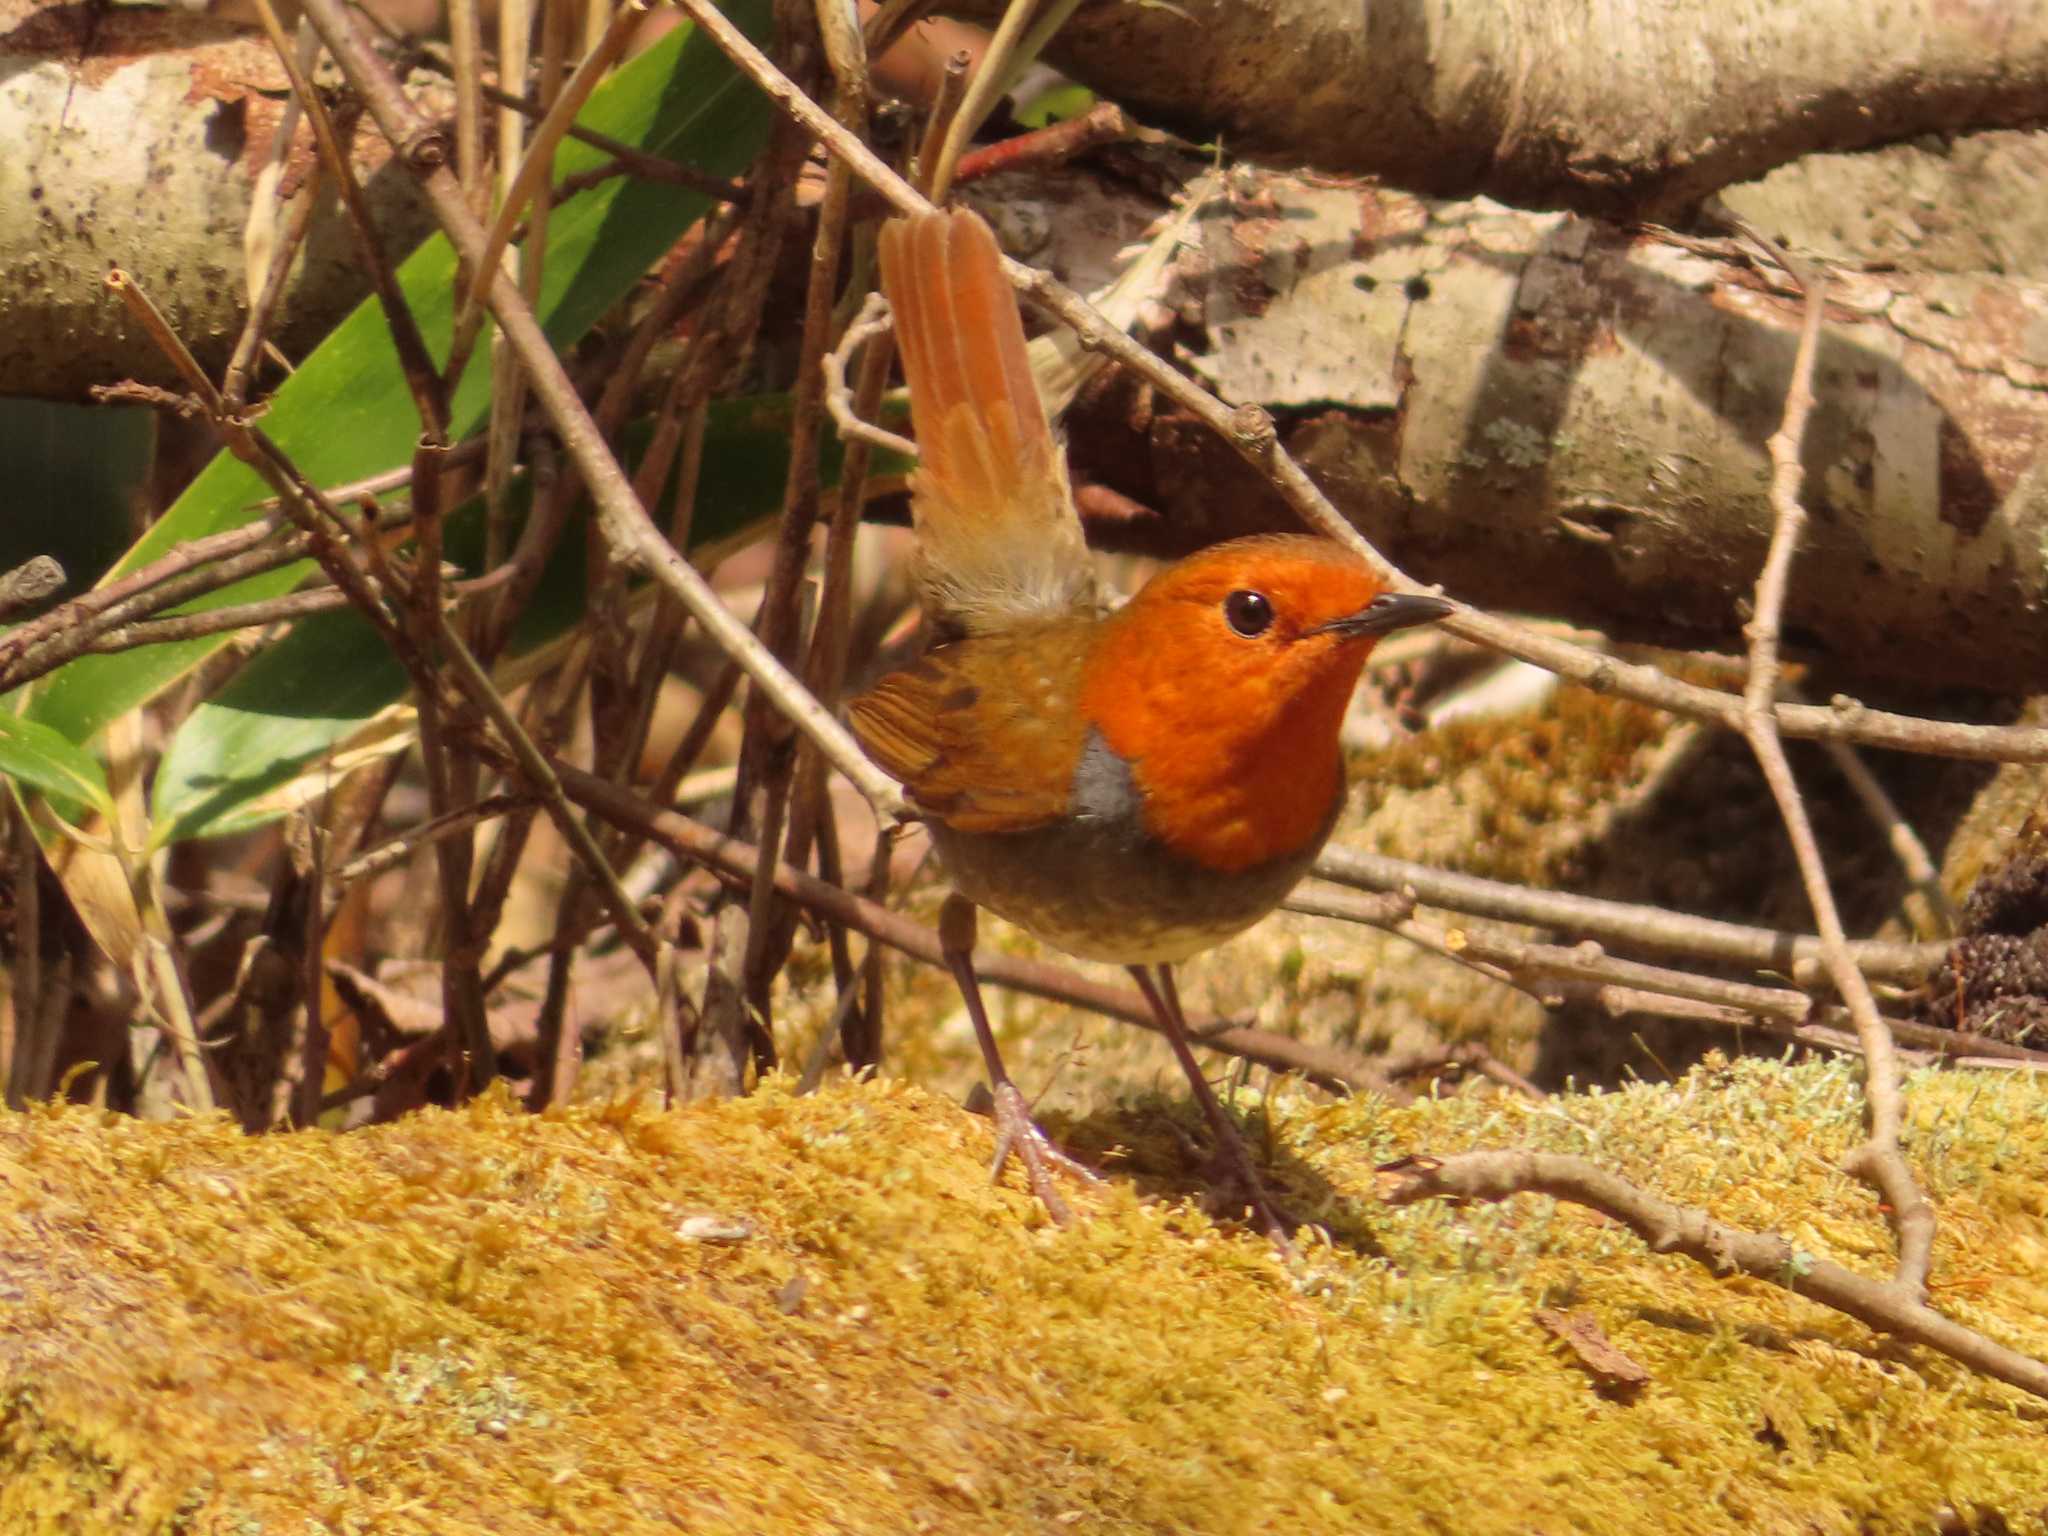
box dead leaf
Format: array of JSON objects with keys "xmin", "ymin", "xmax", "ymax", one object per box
[{"xmin": 1534, "ymin": 1307, "xmax": 1651, "ymax": 1394}]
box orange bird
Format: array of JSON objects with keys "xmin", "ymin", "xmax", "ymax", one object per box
[{"xmin": 850, "ymin": 209, "xmax": 1452, "ymax": 1238}]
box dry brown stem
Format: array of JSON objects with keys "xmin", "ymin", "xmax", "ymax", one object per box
[
  {"xmin": 1313, "ymin": 848, "xmax": 1946, "ymax": 985},
  {"xmin": 1380, "ymin": 1151, "xmax": 2048, "ymax": 1402},
  {"xmin": 1730, "ymin": 239, "xmax": 1935, "ymax": 1297}
]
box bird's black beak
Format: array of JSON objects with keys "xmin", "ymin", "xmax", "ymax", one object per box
[{"xmin": 1313, "ymin": 591, "xmax": 1456, "ymax": 639}]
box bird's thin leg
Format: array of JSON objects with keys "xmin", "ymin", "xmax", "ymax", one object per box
[
  {"xmin": 940, "ymin": 895, "xmax": 1099, "ymax": 1225},
  {"xmin": 1130, "ymin": 963, "xmax": 1293, "ymax": 1249}
]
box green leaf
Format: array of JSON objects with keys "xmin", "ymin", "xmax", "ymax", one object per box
[
  {"xmin": 1015, "ymin": 83, "xmax": 1096, "ymax": 130},
  {"xmin": 0, "ymin": 712, "xmax": 114, "ymax": 820},
  {"xmin": 23, "ymin": 1, "xmax": 774, "ymax": 748},
  {"xmin": 149, "ymin": 608, "xmax": 415, "ymax": 846},
  {"xmin": 149, "ymin": 478, "xmax": 582, "ymax": 846}
]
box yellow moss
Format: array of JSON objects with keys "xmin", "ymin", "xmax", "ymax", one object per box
[
  {"xmin": 1, "ymin": 1061, "xmax": 2044, "ymax": 1534},
  {"xmin": 1360, "ymin": 677, "xmax": 1674, "ymax": 884}
]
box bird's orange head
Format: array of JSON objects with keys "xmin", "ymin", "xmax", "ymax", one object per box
[{"xmin": 1079, "ymin": 535, "xmax": 1453, "ymax": 874}]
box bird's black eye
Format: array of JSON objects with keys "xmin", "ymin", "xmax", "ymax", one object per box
[{"xmin": 1223, "ymin": 589, "xmax": 1274, "ymax": 637}]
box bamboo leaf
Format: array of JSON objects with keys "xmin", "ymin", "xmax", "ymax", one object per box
[{"xmin": 0, "ymin": 712, "xmax": 114, "ymax": 819}]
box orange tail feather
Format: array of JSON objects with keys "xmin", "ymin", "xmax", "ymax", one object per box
[{"xmin": 878, "ymin": 209, "xmax": 1097, "ymax": 633}]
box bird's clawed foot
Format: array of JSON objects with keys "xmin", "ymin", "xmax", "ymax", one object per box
[
  {"xmin": 984, "ymin": 1080, "xmax": 1102, "ymax": 1227},
  {"xmin": 946, "ymin": 894, "xmax": 1101, "ymax": 1227},
  {"xmin": 1129, "ymin": 964, "xmax": 1297, "ymax": 1256},
  {"xmin": 1159, "ymin": 1109, "xmax": 1296, "ymax": 1251},
  {"xmin": 1201, "ymin": 1135, "xmax": 1296, "ymax": 1253}
]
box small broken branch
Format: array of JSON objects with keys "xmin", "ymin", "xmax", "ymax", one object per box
[{"xmin": 1382, "ymin": 1150, "xmax": 2048, "ymax": 1402}]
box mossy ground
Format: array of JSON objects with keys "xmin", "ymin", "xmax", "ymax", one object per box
[{"xmin": 3, "ymin": 1058, "xmax": 2044, "ymax": 1535}]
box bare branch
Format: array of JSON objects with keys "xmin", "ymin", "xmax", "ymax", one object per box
[
  {"xmin": 1286, "ymin": 884, "xmax": 2041, "ymax": 1066},
  {"xmin": 822, "ymin": 292, "xmax": 918, "ymax": 461},
  {"xmin": 1312, "ymin": 848, "xmax": 1946, "ymax": 985},
  {"xmin": 1382, "ymin": 1150, "xmax": 2048, "ymax": 1402},
  {"xmin": 1731, "ymin": 240, "xmax": 1935, "ymax": 1297}
]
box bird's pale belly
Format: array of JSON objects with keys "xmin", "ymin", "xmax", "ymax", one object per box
[{"xmin": 928, "ymin": 805, "xmax": 1335, "ymax": 966}]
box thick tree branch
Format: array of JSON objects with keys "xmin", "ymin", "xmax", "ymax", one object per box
[
  {"xmin": 0, "ymin": 2, "xmax": 440, "ymax": 400},
  {"xmin": 939, "ymin": 0, "xmax": 2048, "ymax": 219},
  {"xmin": 1058, "ymin": 172, "xmax": 2048, "ymax": 697}
]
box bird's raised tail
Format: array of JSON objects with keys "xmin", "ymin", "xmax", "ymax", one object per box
[{"xmin": 878, "ymin": 209, "xmax": 1099, "ymax": 635}]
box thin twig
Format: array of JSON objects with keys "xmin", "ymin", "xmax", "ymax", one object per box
[
  {"xmin": 926, "ymin": 0, "xmax": 1042, "ymax": 200},
  {"xmin": 102, "ymin": 274, "xmax": 427, "ymax": 688},
  {"xmin": 478, "ymin": 0, "xmax": 540, "ymax": 611},
  {"xmin": 77, "ymin": 582, "xmax": 416, "ymax": 653},
  {"xmin": 327, "ymin": 793, "xmax": 537, "ymax": 894},
  {"xmin": 911, "ymin": 45, "xmax": 971, "ymax": 197},
  {"xmin": 434, "ymin": 614, "xmax": 663, "ymax": 974},
  {"xmin": 446, "ymin": 0, "xmax": 484, "ymax": 202},
  {"xmin": 248, "ymin": 0, "xmax": 449, "ymax": 438},
  {"xmin": 737, "ymin": 0, "xmax": 868, "ymax": 1026},
  {"xmin": 2, "ymin": 530, "xmax": 284, "ymax": 686},
  {"xmin": 822, "ymin": 293, "xmax": 917, "ymax": 459},
  {"xmin": 1382, "ymin": 1150, "xmax": 2047, "ymax": 1402},
  {"xmin": 0, "ymin": 504, "xmax": 424, "ymax": 696},
  {"xmin": 1295, "ymin": 883, "xmax": 2036, "ymax": 1064},
  {"xmin": 953, "ymin": 101, "xmax": 1129, "ymax": 183},
  {"xmin": 457, "ymin": 0, "xmax": 651, "ymax": 354},
  {"xmin": 771, "ymin": 0, "xmax": 881, "ymax": 1045},
  {"xmin": 251, "ymin": 437, "xmax": 492, "ymax": 516},
  {"xmin": 1312, "ymin": 847, "xmax": 1946, "ymax": 984},
  {"xmin": 445, "ymin": 69, "xmax": 750, "ymax": 201},
  {"xmin": 224, "ymin": 19, "xmax": 325, "ymax": 412},
  {"xmin": 112, "ymin": 258, "xmax": 483, "ymax": 1103},
  {"xmin": 1731, "ymin": 241, "xmax": 1935, "ymax": 1297},
  {"xmin": 4, "ymin": 801, "xmax": 50, "ymax": 1108},
  {"xmin": 1813, "ymin": 729, "xmax": 1961, "ymax": 938}
]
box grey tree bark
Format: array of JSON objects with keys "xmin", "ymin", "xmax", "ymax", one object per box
[
  {"xmin": 0, "ymin": 0, "xmax": 435, "ymax": 401},
  {"xmin": 947, "ymin": 0, "xmax": 2048, "ymax": 219},
  {"xmin": 993, "ymin": 163, "xmax": 2048, "ymax": 694},
  {"xmin": 8, "ymin": 0, "xmax": 2048, "ymax": 400}
]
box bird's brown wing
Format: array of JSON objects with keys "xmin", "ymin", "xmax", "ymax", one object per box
[{"xmin": 848, "ymin": 625, "xmax": 1093, "ymax": 835}]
